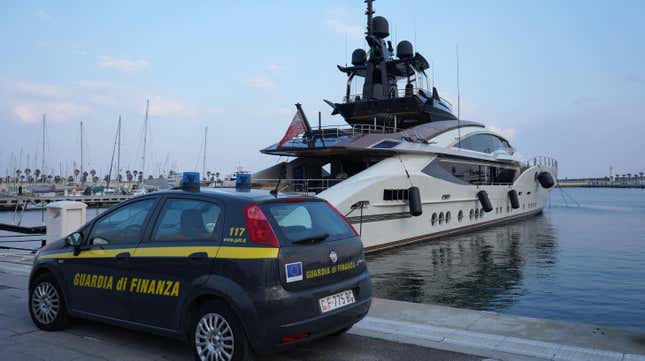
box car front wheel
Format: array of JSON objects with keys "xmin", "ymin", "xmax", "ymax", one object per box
[{"xmin": 29, "ymin": 273, "xmax": 69, "ymax": 331}]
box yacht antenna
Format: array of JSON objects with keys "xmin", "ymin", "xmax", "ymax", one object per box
[
  {"xmin": 142, "ymin": 99, "xmax": 149, "ymax": 180},
  {"xmin": 456, "ymin": 45, "xmax": 461, "ymax": 148},
  {"xmin": 365, "ymin": 0, "xmax": 374, "ymax": 36}
]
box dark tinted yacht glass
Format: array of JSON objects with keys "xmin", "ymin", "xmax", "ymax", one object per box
[
  {"xmin": 458, "ymin": 134, "xmax": 511, "ymax": 154},
  {"xmin": 265, "ymin": 201, "xmax": 355, "ymax": 245}
]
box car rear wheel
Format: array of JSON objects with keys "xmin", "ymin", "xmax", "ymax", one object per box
[
  {"xmin": 191, "ymin": 300, "xmax": 253, "ymax": 361},
  {"xmin": 29, "ymin": 274, "xmax": 69, "ymax": 331}
]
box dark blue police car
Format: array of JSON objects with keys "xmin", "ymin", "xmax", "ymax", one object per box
[{"xmin": 29, "ymin": 173, "xmax": 372, "ymax": 361}]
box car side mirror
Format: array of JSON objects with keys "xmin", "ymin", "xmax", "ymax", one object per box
[{"xmin": 65, "ymin": 232, "xmax": 83, "ymax": 256}]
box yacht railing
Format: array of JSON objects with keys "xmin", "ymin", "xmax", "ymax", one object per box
[
  {"xmin": 343, "ymin": 87, "xmax": 453, "ymax": 109},
  {"xmin": 525, "ymin": 156, "xmax": 558, "ymax": 170},
  {"xmin": 252, "ymin": 178, "xmax": 343, "ymax": 195}
]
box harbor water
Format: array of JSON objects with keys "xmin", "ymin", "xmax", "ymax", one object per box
[
  {"xmin": 1, "ymin": 188, "xmax": 644, "ymax": 332},
  {"xmin": 367, "ymin": 187, "xmax": 645, "ymax": 332}
]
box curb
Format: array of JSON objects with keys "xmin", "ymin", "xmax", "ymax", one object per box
[{"xmin": 350, "ymin": 316, "xmax": 645, "ymax": 361}]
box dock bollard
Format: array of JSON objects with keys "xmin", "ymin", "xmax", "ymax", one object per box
[{"xmin": 45, "ymin": 201, "xmax": 88, "ymax": 243}]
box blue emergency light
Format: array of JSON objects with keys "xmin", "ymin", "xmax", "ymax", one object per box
[
  {"xmin": 236, "ymin": 172, "xmax": 251, "ymax": 189},
  {"xmin": 178, "ymin": 172, "xmax": 200, "ymax": 191}
]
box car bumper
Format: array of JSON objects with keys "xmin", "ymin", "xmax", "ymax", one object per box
[{"xmin": 249, "ymin": 271, "xmax": 372, "ymax": 353}]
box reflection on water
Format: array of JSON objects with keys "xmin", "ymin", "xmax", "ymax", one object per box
[
  {"xmin": 367, "ymin": 188, "xmax": 645, "ymax": 331},
  {"xmin": 368, "ymin": 215, "xmax": 558, "ymax": 309}
]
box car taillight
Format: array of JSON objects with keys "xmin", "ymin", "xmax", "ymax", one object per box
[
  {"xmin": 280, "ymin": 332, "xmax": 310, "ymax": 343},
  {"xmin": 325, "ymin": 200, "xmax": 359, "ymax": 236},
  {"xmin": 244, "ymin": 203, "xmax": 280, "ymax": 247}
]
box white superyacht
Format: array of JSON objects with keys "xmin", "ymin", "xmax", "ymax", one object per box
[{"xmin": 256, "ymin": 0, "xmax": 557, "ymax": 252}]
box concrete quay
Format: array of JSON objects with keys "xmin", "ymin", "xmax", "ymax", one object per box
[{"xmin": 1, "ymin": 254, "xmax": 644, "ymax": 361}]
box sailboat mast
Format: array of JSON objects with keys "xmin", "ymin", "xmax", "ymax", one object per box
[
  {"xmin": 41, "ymin": 114, "xmax": 46, "ymax": 178},
  {"xmin": 142, "ymin": 99, "xmax": 149, "ymax": 180},
  {"xmin": 117, "ymin": 115, "xmax": 121, "ymax": 189},
  {"xmin": 202, "ymin": 126, "xmax": 208, "ymax": 178},
  {"xmin": 80, "ymin": 121, "xmax": 84, "ymax": 183}
]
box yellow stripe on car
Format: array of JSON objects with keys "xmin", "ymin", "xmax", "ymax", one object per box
[{"xmin": 39, "ymin": 246, "xmax": 279, "ymax": 260}]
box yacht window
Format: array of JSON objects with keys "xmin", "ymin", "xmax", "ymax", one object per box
[
  {"xmin": 439, "ymin": 159, "xmax": 517, "ymax": 185},
  {"xmin": 458, "ymin": 210, "xmax": 464, "ymax": 222},
  {"xmin": 438, "ymin": 212, "xmax": 444, "ymax": 224},
  {"xmin": 457, "ymin": 134, "xmax": 511, "ymax": 154},
  {"xmin": 383, "ymin": 189, "xmax": 409, "ymax": 201},
  {"xmin": 431, "ymin": 213, "xmax": 437, "ymax": 225},
  {"xmin": 445, "ymin": 211, "xmax": 451, "ymax": 224},
  {"xmin": 372, "ymin": 140, "xmax": 400, "ymax": 149},
  {"xmin": 480, "ymin": 208, "xmax": 485, "ymax": 218},
  {"xmin": 469, "ymin": 209, "xmax": 474, "ymax": 220}
]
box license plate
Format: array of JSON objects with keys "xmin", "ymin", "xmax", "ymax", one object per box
[{"xmin": 319, "ymin": 290, "xmax": 355, "ymax": 313}]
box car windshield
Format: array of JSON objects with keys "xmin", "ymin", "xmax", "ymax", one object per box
[{"xmin": 264, "ymin": 201, "xmax": 355, "ymax": 245}]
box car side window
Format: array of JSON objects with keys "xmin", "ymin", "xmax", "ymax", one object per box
[
  {"xmin": 151, "ymin": 198, "xmax": 221, "ymax": 242},
  {"xmin": 89, "ymin": 199, "xmax": 156, "ymax": 245}
]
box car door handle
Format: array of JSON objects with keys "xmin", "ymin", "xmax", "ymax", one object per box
[
  {"xmin": 188, "ymin": 252, "xmax": 208, "ymax": 261},
  {"xmin": 116, "ymin": 252, "xmax": 130, "ymax": 261}
]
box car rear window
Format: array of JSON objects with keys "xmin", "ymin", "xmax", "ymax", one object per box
[{"xmin": 264, "ymin": 201, "xmax": 355, "ymax": 245}]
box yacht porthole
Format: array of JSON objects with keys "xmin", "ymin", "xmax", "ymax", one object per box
[
  {"xmin": 431, "ymin": 213, "xmax": 437, "ymax": 226},
  {"xmin": 480, "ymin": 208, "xmax": 484, "ymax": 219},
  {"xmin": 475, "ymin": 209, "xmax": 479, "ymax": 219},
  {"xmin": 469, "ymin": 209, "xmax": 474, "ymax": 220},
  {"xmin": 446, "ymin": 211, "xmax": 451, "ymax": 224},
  {"xmin": 458, "ymin": 210, "xmax": 464, "ymax": 222},
  {"xmin": 438, "ymin": 212, "xmax": 444, "ymax": 224}
]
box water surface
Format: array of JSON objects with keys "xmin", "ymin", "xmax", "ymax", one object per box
[{"xmin": 367, "ymin": 187, "xmax": 645, "ymax": 331}]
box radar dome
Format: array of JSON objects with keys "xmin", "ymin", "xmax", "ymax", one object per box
[
  {"xmin": 372, "ymin": 16, "xmax": 389, "ymax": 38},
  {"xmin": 397, "ymin": 41, "xmax": 414, "ymax": 59},
  {"xmin": 351, "ymin": 49, "xmax": 367, "ymax": 65}
]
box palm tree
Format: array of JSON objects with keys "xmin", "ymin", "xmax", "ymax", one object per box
[
  {"xmin": 90, "ymin": 169, "xmax": 96, "ymax": 182},
  {"xmin": 74, "ymin": 169, "xmax": 80, "ymax": 182},
  {"xmin": 126, "ymin": 170, "xmax": 133, "ymax": 187},
  {"xmin": 47, "ymin": 175, "xmax": 53, "ymax": 183},
  {"xmin": 82, "ymin": 171, "xmax": 89, "ymax": 184},
  {"xmin": 34, "ymin": 169, "xmax": 41, "ymax": 182},
  {"xmin": 92, "ymin": 176, "xmax": 99, "ymax": 183},
  {"xmin": 639, "ymin": 172, "xmax": 644, "ymax": 184},
  {"xmin": 67, "ymin": 175, "xmax": 74, "ymax": 183},
  {"xmin": 24, "ymin": 168, "xmax": 31, "ymax": 182},
  {"xmin": 15, "ymin": 169, "xmax": 22, "ymax": 183}
]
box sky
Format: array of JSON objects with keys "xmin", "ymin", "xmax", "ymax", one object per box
[{"xmin": 0, "ymin": 0, "xmax": 644, "ymax": 179}]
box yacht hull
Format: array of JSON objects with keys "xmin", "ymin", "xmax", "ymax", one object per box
[{"xmin": 319, "ymin": 154, "xmax": 555, "ymax": 252}]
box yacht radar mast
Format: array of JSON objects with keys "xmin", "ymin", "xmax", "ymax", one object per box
[{"xmin": 326, "ymin": 0, "xmax": 457, "ymax": 129}]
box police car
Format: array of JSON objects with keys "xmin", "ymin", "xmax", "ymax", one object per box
[{"xmin": 29, "ymin": 173, "xmax": 372, "ymax": 361}]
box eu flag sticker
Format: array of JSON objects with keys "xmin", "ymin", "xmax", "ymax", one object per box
[{"xmin": 285, "ymin": 262, "xmax": 303, "ymax": 283}]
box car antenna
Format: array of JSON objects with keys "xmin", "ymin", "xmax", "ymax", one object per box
[{"xmin": 270, "ymin": 168, "xmax": 285, "ymax": 198}]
